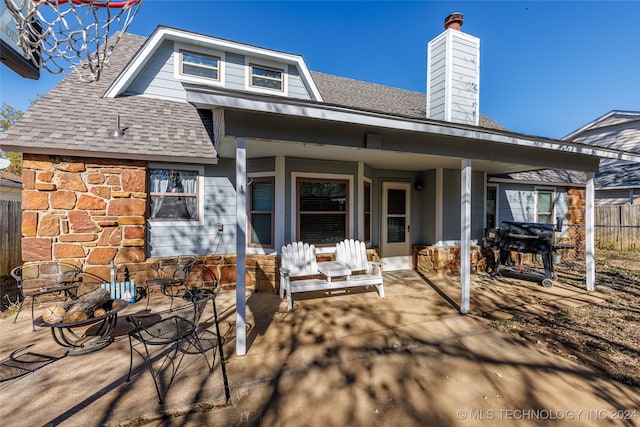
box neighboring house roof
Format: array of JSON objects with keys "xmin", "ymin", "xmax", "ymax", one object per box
[
  {"xmin": 1, "ymin": 30, "xmax": 508, "ymax": 162},
  {"xmin": 0, "ymin": 170, "xmax": 22, "ymax": 187},
  {"xmin": 494, "ymin": 110, "xmax": 640, "ymax": 188}
]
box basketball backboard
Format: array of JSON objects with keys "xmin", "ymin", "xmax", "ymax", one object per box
[{"xmin": 0, "ymin": 0, "xmax": 39, "ymax": 79}]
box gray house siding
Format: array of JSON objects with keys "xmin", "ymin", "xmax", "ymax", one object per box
[
  {"xmin": 128, "ymin": 40, "xmax": 186, "ymax": 101},
  {"xmin": 147, "ymin": 160, "xmax": 237, "ymax": 257},
  {"xmin": 287, "ymin": 65, "xmax": 312, "ymax": 100},
  {"xmin": 427, "ymin": 36, "xmax": 447, "ymax": 120},
  {"xmin": 225, "ymin": 52, "xmax": 245, "ymax": 91},
  {"xmin": 127, "ymin": 45, "xmax": 314, "ymax": 102},
  {"xmin": 420, "ymin": 170, "xmax": 437, "ymax": 244},
  {"xmin": 441, "ymin": 169, "xmax": 484, "ymax": 241}
]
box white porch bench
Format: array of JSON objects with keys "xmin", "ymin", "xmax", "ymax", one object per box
[{"xmin": 280, "ymin": 240, "xmax": 384, "ymax": 311}]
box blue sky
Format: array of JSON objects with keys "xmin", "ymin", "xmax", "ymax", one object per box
[{"xmin": 1, "ymin": 0, "xmax": 639, "ymax": 139}]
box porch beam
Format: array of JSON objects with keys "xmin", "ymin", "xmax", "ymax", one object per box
[
  {"xmin": 460, "ymin": 159, "xmax": 472, "ymax": 314},
  {"xmin": 236, "ymin": 137, "xmax": 247, "ymax": 355},
  {"xmin": 585, "ymin": 172, "xmax": 595, "ymax": 291}
]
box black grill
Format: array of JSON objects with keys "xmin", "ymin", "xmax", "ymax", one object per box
[{"xmin": 484, "ymin": 219, "xmax": 573, "ymax": 287}]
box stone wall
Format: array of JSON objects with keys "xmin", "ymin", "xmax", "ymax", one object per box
[
  {"xmin": 21, "ymin": 154, "xmax": 147, "ymax": 282},
  {"xmin": 413, "ymin": 244, "xmax": 486, "ymax": 276},
  {"xmin": 565, "ymin": 188, "xmax": 586, "ymax": 255}
]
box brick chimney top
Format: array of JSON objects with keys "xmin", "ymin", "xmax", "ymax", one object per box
[{"xmin": 444, "ymin": 12, "xmax": 463, "ymax": 30}]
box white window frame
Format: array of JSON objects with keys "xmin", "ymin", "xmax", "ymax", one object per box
[
  {"xmin": 244, "ymin": 57, "xmax": 288, "ymax": 96},
  {"xmin": 247, "ymin": 173, "xmax": 275, "ymax": 250},
  {"xmin": 148, "ymin": 163, "xmax": 205, "ymax": 227},
  {"xmin": 535, "ymin": 186, "xmax": 555, "ymax": 224},
  {"xmin": 291, "ymin": 172, "xmax": 353, "ymax": 252},
  {"xmin": 174, "ymin": 43, "xmax": 225, "ymax": 87},
  {"xmin": 363, "ymin": 177, "xmax": 372, "ymax": 244},
  {"xmin": 485, "ymin": 183, "xmax": 499, "ymax": 229}
]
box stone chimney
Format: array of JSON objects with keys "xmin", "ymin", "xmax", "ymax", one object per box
[{"xmin": 426, "ymin": 12, "xmax": 480, "ymax": 126}]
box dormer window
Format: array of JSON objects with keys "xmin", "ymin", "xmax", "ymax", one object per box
[
  {"xmin": 180, "ymin": 50, "xmax": 220, "ymax": 81},
  {"xmin": 249, "ymin": 64, "xmax": 284, "ymax": 91}
]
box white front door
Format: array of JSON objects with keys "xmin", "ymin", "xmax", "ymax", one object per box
[{"xmin": 381, "ymin": 181, "xmax": 411, "ymax": 271}]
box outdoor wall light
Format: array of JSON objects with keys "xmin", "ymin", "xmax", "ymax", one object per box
[{"xmin": 414, "ymin": 175, "xmax": 424, "ymax": 191}]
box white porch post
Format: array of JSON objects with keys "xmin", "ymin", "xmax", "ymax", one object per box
[
  {"xmin": 460, "ymin": 159, "xmax": 472, "ymax": 314},
  {"xmin": 586, "ymin": 172, "xmax": 595, "ymax": 291},
  {"xmin": 236, "ymin": 137, "xmax": 247, "ymax": 355},
  {"xmin": 435, "ymin": 168, "xmax": 443, "ymax": 243}
]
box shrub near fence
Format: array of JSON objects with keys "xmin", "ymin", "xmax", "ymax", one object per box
[
  {"xmin": 1, "ymin": 200, "xmax": 22, "ymax": 276},
  {"xmin": 595, "ymin": 205, "xmax": 640, "ymax": 251}
]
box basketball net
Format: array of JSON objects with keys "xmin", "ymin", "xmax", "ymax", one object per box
[{"xmin": 3, "ymin": 0, "xmax": 143, "ymax": 82}]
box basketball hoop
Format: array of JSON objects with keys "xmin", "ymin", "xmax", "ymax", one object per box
[{"xmin": 3, "ymin": 0, "xmax": 143, "ymax": 82}]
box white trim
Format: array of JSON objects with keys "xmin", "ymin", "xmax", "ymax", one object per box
[
  {"xmin": 246, "ymin": 172, "xmax": 277, "ymax": 255},
  {"xmin": 485, "ymin": 179, "xmax": 499, "ymax": 230},
  {"xmin": 147, "ymin": 163, "xmax": 205, "ymax": 227},
  {"xmin": 174, "ymin": 43, "xmax": 226, "ymax": 87},
  {"xmin": 105, "ymin": 27, "xmax": 323, "ymax": 101},
  {"xmin": 363, "ymin": 175, "xmax": 372, "ymax": 245},
  {"xmin": 275, "ymin": 156, "xmax": 285, "ymax": 252},
  {"xmin": 488, "ymin": 177, "xmax": 585, "ymax": 187},
  {"xmin": 435, "ymin": 168, "xmax": 443, "ymax": 242},
  {"xmin": 244, "ymin": 57, "xmax": 288, "ymax": 96},
  {"xmin": 235, "ymin": 137, "xmax": 247, "ymax": 356},
  {"xmin": 380, "ymin": 180, "xmax": 412, "ymax": 270},
  {"xmin": 534, "ymin": 186, "xmax": 556, "ymax": 223},
  {"xmin": 444, "ymin": 31, "xmax": 453, "ymax": 123},
  {"xmin": 585, "ymin": 173, "xmax": 595, "ymax": 291},
  {"xmin": 290, "ymin": 171, "xmax": 354, "ymax": 252},
  {"xmin": 460, "ymin": 159, "xmax": 472, "ymax": 314}
]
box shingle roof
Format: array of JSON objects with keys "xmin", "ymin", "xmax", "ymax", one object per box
[
  {"xmin": 311, "ymin": 71, "xmax": 507, "ymax": 130},
  {"xmin": 1, "ymin": 31, "xmax": 507, "ymax": 160},
  {"xmin": 0, "ymin": 33, "xmax": 217, "ymax": 162}
]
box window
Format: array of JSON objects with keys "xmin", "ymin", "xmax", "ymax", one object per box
[
  {"xmin": 363, "ymin": 180, "xmax": 371, "ymax": 243},
  {"xmin": 250, "ymin": 64, "xmax": 283, "ymax": 91},
  {"xmin": 297, "ymin": 178, "xmax": 349, "ymax": 245},
  {"xmin": 249, "ymin": 177, "xmax": 274, "ymax": 247},
  {"xmin": 180, "ymin": 50, "xmax": 220, "ymax": 80},
  {"xmin": 149, "ymin": 169, "xmax": 199, "ymax": 220},
  {"xmin": 536, "ymin": 189, "xmax": 554, "ymax": 224},
  {"xmin": 486, "ymin": 185, "xmax": 497, "ymax": 229}
]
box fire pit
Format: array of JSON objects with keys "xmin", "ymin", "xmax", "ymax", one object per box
[{"xmin": 33, "ymin": 299, "xmax": 128, "ymax": 355}]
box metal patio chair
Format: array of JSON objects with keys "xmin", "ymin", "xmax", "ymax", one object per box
[
  {"xmin": 11, "ymin": 262, "xmax": 82, "ymax": 331},
  {"xmin": 125, "ymin": 294, "xmax": 215, "ymax": 404}
]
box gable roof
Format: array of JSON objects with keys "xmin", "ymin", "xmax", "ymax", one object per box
[
  {"xmin": 0, "ymin": 33, "xmax": 218, "ymax": 164},
  {"xmin": 0, "ymin": 30, "xmax": 509, "ymax": 163}
]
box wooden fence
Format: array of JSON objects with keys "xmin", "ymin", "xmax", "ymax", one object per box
[
  {"xmin": 595, "ymin": 205, "xmax": 640, "ymax": 251},
  {"xmin": 0, "ymin": 200, "xmax": 22, "ymax": 276}
]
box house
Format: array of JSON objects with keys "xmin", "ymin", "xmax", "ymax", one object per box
[
  {"xmin": 0, "ymin": 170, "xmax": 22, "ymax": 201},
  {"xmin": 2, "ymin": 14, "xmax": 636, "ymax": 355},
  {"xmin": 486, "ymin": 110, "xmax": 640, "ymax": 251},
  {"xmin": 566, "ymin": 110, "xmax": 640, "ymax": 205}
]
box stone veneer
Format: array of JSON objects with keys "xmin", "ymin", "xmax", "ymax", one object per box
[
  {"xmin": 21, "ymin": 154, "xmax": 147, "ymax": 281},
  {"xmin": 413, "ymin": 244, "xmax": 486, "ymax": 276}
]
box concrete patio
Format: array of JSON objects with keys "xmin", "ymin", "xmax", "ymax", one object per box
[{"xmin": 1, "ymin": 271, "xmax": 638, "ymax": 426}]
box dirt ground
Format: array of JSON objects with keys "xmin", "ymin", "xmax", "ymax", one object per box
[{"xmin": 489, "ymin": 248, "xmax": 640, "ymax": 388}]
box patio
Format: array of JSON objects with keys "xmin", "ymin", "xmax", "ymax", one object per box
[{"xmin": 1, "ymin": 271, "xmax": 638, "ymax": 426}]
